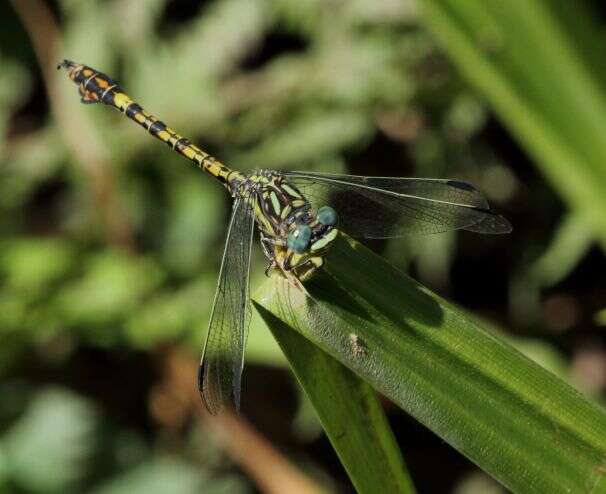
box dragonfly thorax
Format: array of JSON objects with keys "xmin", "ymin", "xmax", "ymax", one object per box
[{"xmin": 243, "ymin": 171, "xmax": 339, "ymax": 281}]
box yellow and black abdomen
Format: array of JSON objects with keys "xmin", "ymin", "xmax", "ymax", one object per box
[{"xmin": 57, "ymin": 60, "xmax": 234, "ymax": 185}]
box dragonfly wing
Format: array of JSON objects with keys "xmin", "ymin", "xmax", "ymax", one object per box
[
  {"xmin": 199, "ymin": 196, "xmax": 255, "ymax": 414},
  {"xmin": 283, "ymin": 171, "xmax": 511, "ymax": 238}
]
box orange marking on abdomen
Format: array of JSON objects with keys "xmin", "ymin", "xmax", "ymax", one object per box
[{"xmin": 96, "ymin": 77, "xmax": 109, "ymax": 89}]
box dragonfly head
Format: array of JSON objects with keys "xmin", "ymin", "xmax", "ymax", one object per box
[{"xmin": 284, "ymin": 206, "xmax": 339, "ymax": 280}]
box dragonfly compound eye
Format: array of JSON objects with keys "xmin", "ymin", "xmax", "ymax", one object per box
[
  {"xmin": 287, "ymin": 224, "xmax": 312, "ymax": 253},
  {"xmin": 317, "ymin": 206, "xmax": 338, "ymax": 226}
]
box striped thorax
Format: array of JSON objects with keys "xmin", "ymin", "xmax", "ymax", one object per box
[{"xmin": 235, "ymin": 170, "xmax": 338, "ymax": 281}]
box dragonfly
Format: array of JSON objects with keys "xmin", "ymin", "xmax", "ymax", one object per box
[{"xmin": 58, "ymin": 60, "xmax": 511, "ymax": 414}]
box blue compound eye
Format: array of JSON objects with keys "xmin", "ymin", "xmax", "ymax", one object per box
[
  {"xmin": 287, "ymin": 224, "xmax": 312, "ymax": 253},
  {"xmin": 317, "ymin": 206, "xmax": 338, "ymax": 226}
]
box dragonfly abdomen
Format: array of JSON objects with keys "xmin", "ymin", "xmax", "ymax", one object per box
[{"xmin": 57, "ymin": 60, "xmax": 233, "ymax": 185}]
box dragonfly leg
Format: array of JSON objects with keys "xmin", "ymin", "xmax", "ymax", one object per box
[
  {"xmin": 260, "ymin": 234, "xmax": 284, "ymax": 277},
  {"xmin": 284, "ymin": 269, "xmax": 309, "ymax": 296},
  {"xmin": 260, "ymin": 234, "xmax": 274, "ymax": 259},
  {"xmin": 287, "ymin": 256, "xmax": 324, "ymax": 282},
  {"xmin": 299, "ymin": 257, "xmax": 324, "ymax": 281},
  {"xmin": 261, "ymin": 234, "xmax": 283, "ymax": 250},
  {"xmin": 261, "ymin": 255, "xmax": 276, "ymax": 278}
]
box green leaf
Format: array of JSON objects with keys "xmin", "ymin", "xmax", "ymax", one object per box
[
  {"xmin": 0, "ymin": 237, "xmax": 75, "ymax": 293},
  {"xmin": 254, "ymin": 234, "xmax": 606, "ymax": 493},
  {"xmin": 254, "ymin": 301, "xmax": 416, "ymax": 494},
  {"xmin": 2, "ymin": 388, "xmax": 97, "ymax": 493},
  {"xmin": 54, "ymin": 250, "xmax": 164, "ymax": 328},
  {"xmin": 528, "ymin": 212, "xmax": 593, "ymax": 288},
  {"xmin": 89, "ymin": 457, "xmax": 247, "ymax": 494}
]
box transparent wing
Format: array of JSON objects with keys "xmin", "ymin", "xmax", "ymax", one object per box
[
  {"xmin": 199, "ymin": 196, "xmax": 255, "ymax": 415},
  {"xmin": 282, "ymin": 171, "xmax": 511, "ymax": 238}
]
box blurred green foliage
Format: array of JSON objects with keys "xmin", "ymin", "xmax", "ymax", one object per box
[
  {"xmin": 1, "ymin": 0, "xmax": 604, "ymax": 491},
  {"xmin": 419, "ymin": 0, "xmax": 606, "ymax": 331}
]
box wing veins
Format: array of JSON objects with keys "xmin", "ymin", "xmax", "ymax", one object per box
[
  {"xmin": 199, "ymin": 195, "xmax": 255, "ymax": 414},
  {"xmin": 285, "ymin": 172, "xmax": 490, "ymax": 211},
  {"xmin": 284, "ymin": 172, "xmax": 510, "ymax": 237}
]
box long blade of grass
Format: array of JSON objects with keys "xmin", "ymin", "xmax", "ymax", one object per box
[
  {"xmin": 253, "ymin": 234, "xmax": 606, "ymax": 493},
  {"xmin": 255, "ymin": 305, "xmax": 416, "ymax": 494}
]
